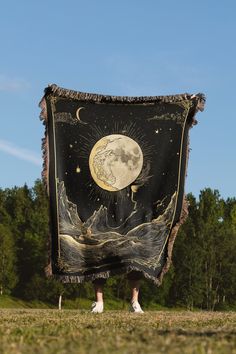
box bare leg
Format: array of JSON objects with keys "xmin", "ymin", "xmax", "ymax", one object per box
[
  {"xmin": 128, "ymin": 272, "xmax": 144, "ymax": 313},
  {"xmin": 129, "ymin": 279, "xmax": 140, "ymax": 303},
  {"xmin": 91, "ymin": 279, "xmax": 106, "ymax": 313},
  {"xmin": 94, "ymin": 282, "xmax": 104, "ymax": 303}
]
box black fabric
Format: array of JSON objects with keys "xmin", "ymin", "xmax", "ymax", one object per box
[{"xmin": 41, "ymin": 85, "xmax": 205, "ymax": 284}]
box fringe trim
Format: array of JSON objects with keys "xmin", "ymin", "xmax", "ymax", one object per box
[
  {"xmin": 190, "ymin": 93, "xmax": 206, "ymax": 126},
  {"xmin": 44, "ymin": 83, "xmax": 206, "ymax": 108},
  {"xmin": 156, "ymin": 197, "xmax": 189, "ymax": 285},
  {"xmin": 39, "ymin": 97, "xmax": 52, "ymax": 276},
  {"xmin": 50, "ymin": 265, "xmax": 163, "ymax": 285},
  {"xmin": 39, "ymin": 97, "xmax": 49, "ymax": 193}
]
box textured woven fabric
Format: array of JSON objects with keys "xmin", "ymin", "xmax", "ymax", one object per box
[{"xmin": 40, "ymin": 84, "xmax": 205, "ymax": 284}]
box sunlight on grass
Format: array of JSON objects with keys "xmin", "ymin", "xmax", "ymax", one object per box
[{"xmin": 0, "ymin": 310, "xmax": 235, "ymax": 353}]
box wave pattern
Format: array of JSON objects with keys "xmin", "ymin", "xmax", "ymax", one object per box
[{"xmin": 58, "ymin": 181, "xmax": 176, "ymax": 276}]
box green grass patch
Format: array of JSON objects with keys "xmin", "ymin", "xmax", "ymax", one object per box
[
  {"xmin": 0, "ymin": 309, "xmax": 235, "ymax": 353},
  {"xmin": 0, "ymin": 295, "xmax": 54, "ymax": 309},
  {"xmin": 0, "ymin": 295, "xmax": 169, "ymax": 311}
]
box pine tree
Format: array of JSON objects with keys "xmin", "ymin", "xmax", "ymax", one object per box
[
  {"xmin": 170, "ymin": 193, "xmax": 204, "ymax": 309},
  {"xmin": 197, "ymin": 189, "xmax": 226, "ymax": 310},
  {"xmin": 0, "ymin": 224, "xmax": 18, "ymax": 294}
]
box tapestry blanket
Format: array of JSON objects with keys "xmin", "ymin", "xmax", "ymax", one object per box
[{"xmin": 39, "ymin": 84, "xmax": 205, "ymax": 284}]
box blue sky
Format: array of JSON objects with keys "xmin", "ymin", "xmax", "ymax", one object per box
[{"xmin": 0, "ymin": 0, "xmax": 235, "ymax": 199}]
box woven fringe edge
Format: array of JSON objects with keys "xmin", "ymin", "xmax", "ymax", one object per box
[
  {"xmin": 156, "ymin": 197, "xmax": 189, "ymax": 285},
  {"xmin": 39, "ymin": 97, "xmax": 52, "ymax": 276},
  {"xmin": 49, "ymin": 265, "xmax": 163, "ymax": 285},
  {"xmin": 45, "ymin": 83, "xmax": 206, "ymax": 108},
  {"xmin": 39, "ymin": 97, "xmax": 49, "ymax": 193}
]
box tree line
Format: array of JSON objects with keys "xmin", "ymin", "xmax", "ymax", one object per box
[{"xmin": 0, "ymin": 180, "xmax": 235, "ymax": 310}]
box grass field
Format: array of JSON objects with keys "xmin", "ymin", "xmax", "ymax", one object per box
[{"xmin": 0, "ymin": 309, "xmax": 235, "ymax": 354}]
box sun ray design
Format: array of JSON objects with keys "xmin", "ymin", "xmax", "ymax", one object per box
[{"xmin": 73, "ymin": 119, "xmax": 154, "ymax": 205}]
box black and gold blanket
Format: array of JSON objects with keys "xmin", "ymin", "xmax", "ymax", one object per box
[{"xmin": 40, "ymin": 84, "xmax": 205, "ymax": 284}]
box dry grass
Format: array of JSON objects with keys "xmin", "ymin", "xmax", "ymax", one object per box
[{"xmin": 0, "ymin": 309, "xmax": 235, "ymax": 353}]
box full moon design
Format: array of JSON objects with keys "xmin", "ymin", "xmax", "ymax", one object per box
[{"xmin": 89, "ymin": 134, "xmax": 143, "ymax": 191}]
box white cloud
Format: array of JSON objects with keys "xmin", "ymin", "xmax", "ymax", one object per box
[
  {"xmin": 0, "ymin": 75, "xmax": 30, "ymax": 92},
  {"xmin": 0, "ymin": 139, "xmax": 41, "ymax": 166}
]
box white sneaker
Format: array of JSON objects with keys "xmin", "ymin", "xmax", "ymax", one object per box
[
  {"xmin": 130, "ymin": 300, "xmax": 144, "ymax": 313},
  {"xmin": 91, "ymin": 301, "xmax": 104, "ymax": 313}
]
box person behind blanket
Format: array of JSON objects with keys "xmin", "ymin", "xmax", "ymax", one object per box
[{"xmin": 91, "ymin": 271, "xmax": 144, "ymax": 313}]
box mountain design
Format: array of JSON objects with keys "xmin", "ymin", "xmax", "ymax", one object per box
[{"xmin": 58, "ymin": 181, "xmax": 175, "ymax": 275}]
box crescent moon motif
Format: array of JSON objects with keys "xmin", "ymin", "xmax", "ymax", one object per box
[{"xmin": 76, "ymin": 107, "xmax": 87, "ymax": 124}]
